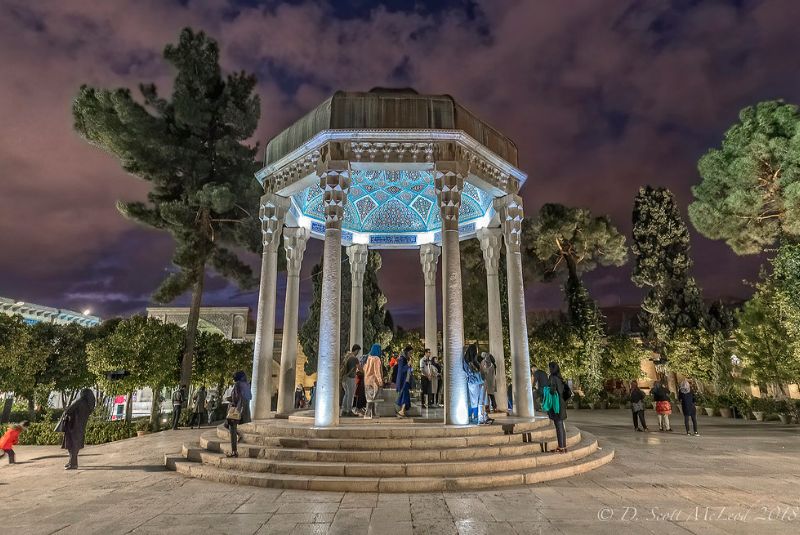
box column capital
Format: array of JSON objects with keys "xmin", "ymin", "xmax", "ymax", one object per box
[
  {"xmin": 283, "ymin": 226, "xmax": 309, "ymax": 276},
  {"xmin": 346, "ymin": 244, "xmax": 369, "ymax": 288},
  {"xmin": 260, "ymin": 193, "xmax": 290, "ymax": 251},
  {"xmin": 317, "ymin": 161, "xmax": 351, "ymax": 230},
  {"xmin": 434, "ymin": 160, "xmax": 468, "ymax": 231},
  {"xmin": 494, "ymin": 194, "xmax": 525, "ymax": 253},
  {"xmin": 477, "ymin": 227, "xmax": 503, "ymax": 275},
  {"xmin": 419, "ymin": 243, "xmax": 441, "ymax": 286}
]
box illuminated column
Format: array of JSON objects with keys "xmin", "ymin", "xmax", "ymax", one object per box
[
  {"xmin": 276, "ymin": 226, "xmax": 309, "ymax": 415},
  {"xmin": 251, "ymin": 193, "xmax": 290, "ymax": 420},
  {"xmin": 495, "ymin": 194, "xmax": 534, "ymax": 418},
  {"xmin": 347, "ymin": 244, "xmax": 368, "ymax": 351},
  {"xmin": 477, "ymin": 227, "xmax": 508, "ymax": 413},
  {"xmin": 419, "ymin": 244, "xmax": 440, "ymax": 357},
  {"xmin": 435, "ymin": 161, "xmax": 469, "ymax": 425},
  {"xmin": 314, "ymin": 162, "xmax": 351, "ymax": 427}
]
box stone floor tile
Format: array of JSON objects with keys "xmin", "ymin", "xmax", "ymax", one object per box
[{"xmin": 411, "ymin": 518, "xmax": 458, "ymax": 535}]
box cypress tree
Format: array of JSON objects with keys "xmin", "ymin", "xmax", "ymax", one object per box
[
  {"xmin": 631, "ymin": 187, "xmax": 705, "ymax": 351},
  {"xmin": 72, "ymin": 29, "xmax": 265, "ymax": 388}
]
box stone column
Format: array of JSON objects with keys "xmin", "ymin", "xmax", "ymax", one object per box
[
  {"xmin": 276, "ymin": 226, "xmax": 309, "ymax": 415},
  {"xmin": 435, "ymin": 161, "xmax": 469, "ymax": 425},
  {"xmin": 315, "ymin": 162, "xmax": 351, "ymax": 427},
  {"xmin": 477, "ymin": 227, "xmax": 508, "ymax": 413},
  {"xmin": 495, "ymin": 194, "xmax": 534, "ymax": 418},
  {"xmin": 419, "ymin": 244, "xmax": 440, "ymax": 357},
  {"xmin": 346, "ymin": 244, "xmax": 369, "ymax": 351},
  {"xmin": 250, "ymin": 193, "xmax": 289, "ymax": 420}
]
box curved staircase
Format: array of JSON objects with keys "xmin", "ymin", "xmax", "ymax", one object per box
[{"xmin": 165, "ymin": 415, "xmax": 613, "ymax": 492}]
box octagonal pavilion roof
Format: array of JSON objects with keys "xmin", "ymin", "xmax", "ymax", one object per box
[
  {"xmin": 257, "ymin": 88, "xmax": 526, "ymax": 249},
  {"xmin": 264, "ymin": 88, "xmax": 519, "ymax": 167}
]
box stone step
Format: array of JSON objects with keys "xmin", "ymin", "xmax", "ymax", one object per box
[
  {"xmin": 218, "ymin": 424, "xmax": 560, "ymax": 450},
  {"xmin": 237, "ymin": 417, "xmax": 550, "ymax": 439},
  {"xmin": 200, "ymin": 428, "xmax": 581, "ymax": 463},
  {"xmin": 168, "ymin": 446, "xmax": 614, "ymax": 492},
  {"xmin": 184, "ymin": 432, "xmax": 594, "ymax": 478}
]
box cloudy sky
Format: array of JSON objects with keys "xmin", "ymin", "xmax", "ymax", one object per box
[{"xmin": 2, "ymin": 0, "xmax": 799, "ymax": 328}]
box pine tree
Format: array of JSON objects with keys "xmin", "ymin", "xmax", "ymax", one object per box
[
  {"xmin": 523, "ymin": 203, "xmax": 628, "ymax": 395},
  {"xmin": 689, "ymin": 100, "xmax": 800, "ymax": 255},
  {"xmin": 631, "ymin": 187, "xmax": 706, "ymax": 350},
  {"xmin": 300, "ymin": 249, "xmax": 392, "ymax": 375},
  {"xmin": 72, "ymin": 29, "xmax": 265, "ymax": 388}
]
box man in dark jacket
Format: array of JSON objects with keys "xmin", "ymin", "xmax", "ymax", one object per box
[
  {"xmin": 171, "ymin": 386, "xmax": 186, "ymax": 430},
  {"xmin": 61, "ymin": 388, "xmax": 96, "ymax": 469}
]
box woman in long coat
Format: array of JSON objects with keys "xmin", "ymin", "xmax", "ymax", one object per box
[
  {"xmin": 226, "ymin": 370, "xmax": 252, "ymax": 457},
  {"xmin": 545, "ymin": 362, "xmax": 568, "ymax": 452},
  {"xmin": 480, "ymin": 352, "xmax": 497, "ymax": 413},
  {"xmin": 61, "ymin": 388, "xmax": 96, "ymax": 470}
]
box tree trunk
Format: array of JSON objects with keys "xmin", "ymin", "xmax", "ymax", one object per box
[
  {"xmin": 125, "ymin": 391, "xmax": 133, "ymax": 422},
  {"xmin": 180, "ymin": 270, "xmax": 205, "ymax": 389},
  {"xmin": 27, "ymin": 397, "xmax": 35, "ymax": 421},
  {"xmin": 149, "ymin": 385, "xmax": 162, "ymax": 430}
]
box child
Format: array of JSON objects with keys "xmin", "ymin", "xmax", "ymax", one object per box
[{"xmin": 0, "ymin": 421, "xmax": 30, "ymax": 464}]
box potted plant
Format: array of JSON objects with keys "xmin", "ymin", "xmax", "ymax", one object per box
[
  {"xmin": 717, "ymin": 394, "xmax": 733, "ymax": 418},
  {"xmin": 750, "ymin": 397, "xmax": 770, "ymax": 422},
  {"xmin": 704, "ymin": 395, "xmax": 718, "ymax": 416},
  {"xmin": 135, "ymin": 418, "xmax": 151, "ymax": 437},
  {"xmin": 598, "ymin": 390, "xmax": 609, "ymax": 410},
  {"xmin": 776, "ymin": 399, "xmax": 792, "ymax": 424},
  {"xmin": 583, "ymin": 391, "xmax": 598, "ymax": 410}
]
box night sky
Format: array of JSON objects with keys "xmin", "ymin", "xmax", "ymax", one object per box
[{"xmin": 2, "ymin": 0, "xmax": 799, "ymax": 328}]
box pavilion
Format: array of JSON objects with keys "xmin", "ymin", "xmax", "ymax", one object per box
[
  {"xmin": 169, "ymin": 89, "xmax": 613, "ymax": 491},
  {"xmin": 249, "ymin": 88, "xmax": 534, "ymax": 427}
]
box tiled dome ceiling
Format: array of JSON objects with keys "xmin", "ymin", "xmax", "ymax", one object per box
[{"xmin": 291, "ymin": 169, "xmax": 493, "ymax": 235}]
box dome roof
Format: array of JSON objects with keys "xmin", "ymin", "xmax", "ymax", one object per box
[{"xmin": 264, "ymin": 88, "xmax": 519, "ymax": 167}]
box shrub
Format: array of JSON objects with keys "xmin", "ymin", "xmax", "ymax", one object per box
[
  {"xmin": 1, "ymin": 420, "xmax": 138, "ymax": 445},
  {"xmin": 751, "ymin": 397, "xmax": 775, "ymax": 413}
]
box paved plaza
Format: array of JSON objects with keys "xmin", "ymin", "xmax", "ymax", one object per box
[{"xmin": 1, "ymin": 410, "xmax": 798, "ymax": 534}]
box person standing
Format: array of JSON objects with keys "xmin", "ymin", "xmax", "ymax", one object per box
[
  {"xmin": 294, "ymin": 384, "xmax": 307, "ymax": 409},
  {"xmin": 340, "ymin": 345, "xmax": 361, "ymax": 417},
  {"xmin": 630, "ymin": 382, "xmax": 649, "ymax": 432},
  {"xmin": 543, "ymin": 362, "xmax": 568, "ymax": 453},
  {"xmin": 420, "ymin": 349, "xmax": 434, "ymax": 408},
  {"xmin": 61, "ymin": 388, "xmax": 96, "ymax": 470},
  {"xmin": 363, "ymin": 344, "xmax": 383, "ymax": 419},
  {"xmin": 652, "ymin": 381, "xmax": 673, "ymax": 432},
  {"xmin": 171, "ymin": 385, "xmax": 186, "ymax": 430},
  {"xmin": 225, "ymin": 371, "xmax": 252, "ymax": 458},
  {"xmin": 207, "ymin": 394, "xmax": 219, "ymax": 425},
  {"xmin": 189, "ymin": 385, "xmax": 207, "ymax": 429},
  {"xmin": 430, "ymin": 355, "xmax": 441, "ymax": 407},
  {"xmin": 463, "ymin": 344, "xmax": 485, "ymax": 424},
  {"xmin": 0, "ymin": 421, "xmax": 29, "ymax": 464},
  {"xmin": 480, "ymin": 352, "xmax": 498, "ymax": 414},
  {"xmin": 395, "ymin": 346, "xmax": 414, "ymax": 417},
  {"xmin": 678, "ymin": 380, "xmax": 699, "ymax": 436},
  {"xmin": 531, "ymin": 364, "xmax": 549, "ymax": 411}
]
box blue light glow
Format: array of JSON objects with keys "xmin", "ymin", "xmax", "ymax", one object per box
[{"xmin": 292, "ymin": 170, "xmax": 492, "ymax": 235}]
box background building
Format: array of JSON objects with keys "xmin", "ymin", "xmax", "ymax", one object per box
[{"xmin": 0, "ymin": 296, "xmax": 100, "ymax": 326}]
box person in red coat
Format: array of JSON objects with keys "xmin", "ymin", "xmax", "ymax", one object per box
[{"xmin": 0, "ymin": 421, "xmax": 30, "ymax": 464}]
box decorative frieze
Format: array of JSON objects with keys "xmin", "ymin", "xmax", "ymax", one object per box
[
  {"xmin": 259, "ymin": 193, "xmax": 290, "ymax": 251},
  {"xmin": 494, "ymin": 194, "xmax": 525, "ymax": 254}
]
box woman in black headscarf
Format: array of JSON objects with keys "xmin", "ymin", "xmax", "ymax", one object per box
[
  {"xmin": 61, "ymin": 388, "xmax": 96, "ymax": 470},
  {"xmin": 546, "ymin": 362, "xmax": 568, "ymax": 453}
]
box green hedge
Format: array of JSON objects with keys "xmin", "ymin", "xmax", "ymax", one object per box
[{"xmin": 1, "ymin": 420, "xmax": 139, "ymax": 446}]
